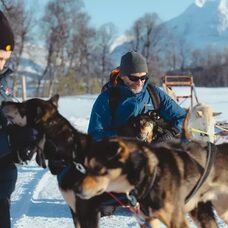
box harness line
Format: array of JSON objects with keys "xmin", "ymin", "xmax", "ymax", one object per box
[
  {"xmin": 215, "ymin": 125, "xmax": 228, "ymax": 133},
  {"xmin": 191, "ymin": 128, "xmax": 217, "ymax": 138},
  {"xmin": 106, "ymin": 167, "xmax": 158, "ymax": 228},
  {"xmin": 107, "ymin": 192, "xmax": 152, "ymax": 228}
]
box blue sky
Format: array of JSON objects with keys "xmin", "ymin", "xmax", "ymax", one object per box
[
  {"xmin": 83, "ymin": 0, "xmax": 194, "ymax": 34},
  {"xmin": 35, "ymin": 0, "xmax": 194, "ymax": 35}
]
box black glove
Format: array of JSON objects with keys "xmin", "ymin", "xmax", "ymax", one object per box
[
  {"xmin": 154, "ymin": 127, "xmax": 180, "ymax": 143},
  {"xmin": 8, "ymin": 125, "xmax": 38, "ymax": 162},
  {"xmin": 169, "ymin": 126, "xmax": 181, "ymax": 136}
]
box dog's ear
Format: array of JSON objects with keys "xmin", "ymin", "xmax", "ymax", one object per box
[
  {"xmin": 196, "ymin": 111, "xmax": 203, "ymax": 118},
  {"xmin": 95, "ymin": 139, "xmax": 125, "ymax": 162},
  {"xmin": 213, "ymin": 112, "xmax": 222, "ymax": 117},
  {"xmin": 49, "ymin": 94, "xmax": 59, "ymax": 107},
  {"xmin": 106, "ymin": 141, "xmax": 122, "ymax": 161}
]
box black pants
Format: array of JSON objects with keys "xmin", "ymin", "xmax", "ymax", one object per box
[
  {"xmin": 0, "ymin": 164, "xmax": 17, "ymax": 228},
  {"xmin": 0, "ymin": 198, "xmax": 10, "ymax": 228}
]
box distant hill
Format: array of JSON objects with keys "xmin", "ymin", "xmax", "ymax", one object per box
[
  {"xmin": 111, "ymin": 0, "xmax": 228, "ymax": 64},
  {"xmin": 17, "ymin": 44, "xmax": 47, "ymax": 82},
  {"xmin": 165, "ymin": 0, "xmax": 228, "ymax": 49}
]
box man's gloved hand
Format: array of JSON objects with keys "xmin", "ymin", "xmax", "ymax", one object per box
[
  {"xmin": 169, "ymin": 126, "xmax": 181, "ymax": 137},
  {"xmin": 155, "ymin": 127, "xmax": 180, "ymax": 143},
  {"xmin": 7, "ymin": 125, "xmax": 38, "ymax": 163}
]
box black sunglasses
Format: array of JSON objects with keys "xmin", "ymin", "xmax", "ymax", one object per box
[{"xmin": 126, "ymin": 74, "xmax": 148, "ymax": 82}]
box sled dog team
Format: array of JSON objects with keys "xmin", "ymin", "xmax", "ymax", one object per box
[
  {"xmin": 1, "ymin": 95, "xmax": 227, "ymax": 228},
  {"xmin": 1, "ymin": 8, "xmax": 227, "ymax": 227}
]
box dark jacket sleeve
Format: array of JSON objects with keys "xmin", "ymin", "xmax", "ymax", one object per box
[{"xmin": 154, "ymin": 86, "xmax": 186, "ymax": 133}]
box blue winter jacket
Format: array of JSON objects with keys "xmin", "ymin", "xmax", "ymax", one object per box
[{"xmin": 88, "ymin": 78, "xmax": 186, "ymax": 141}]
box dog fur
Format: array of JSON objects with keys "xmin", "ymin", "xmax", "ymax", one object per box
[
  {"xmin": 117, "ymin": 113, "xmax": 155, "ymax": 142},
  {"xmin": 1, "ymin": 95, "xmax": 143, "ymax": 228},
  {"xmin": 2, "ymin": 96, "xmax": 227, "ymax": 228},
  {"xmin": 117, "ymin": 111, "xmax": 173, "ymax": 143},
  {"xmin": 185, "ymin": 103, "xmax": 221, "ymax": 143},
  {"xmin": 1, "ymin": 95, "xmax": 107, "ymax": 228},
  {"xmin": 75, "ymin": 137, "xmax": 228, "ymax": 228},
  {"xmin": 119, "ymin": 104, "xmax": 222, "ymax": 144},
  {"xmin": 119, "ymin": 111, "xmax": 226, "ymax": 226}
]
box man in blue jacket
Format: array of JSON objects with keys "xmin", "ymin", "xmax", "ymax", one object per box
[{"xmin": 88, "ymin": 51, "xmax": 186, "ymax": 141}]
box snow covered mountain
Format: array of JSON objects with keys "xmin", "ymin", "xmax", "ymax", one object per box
[
  {"xmin": 165, "ymin": 0, "xmax": 228, "ymax": 49},
  {"xmin": 19, "ymin": 0, "xmax": 228, "ymax": 82},
  {"xmin": 111, "ymin": 0, "xmax": 228, "ymax": 64},
  {"xmin": 18, "ymin": 44, "xmax": 47, "ymax": 82}
]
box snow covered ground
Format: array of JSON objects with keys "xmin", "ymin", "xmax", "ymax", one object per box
[{"xmin": 10, "ymin": 87, "xmax": 228, "ymax": 228}]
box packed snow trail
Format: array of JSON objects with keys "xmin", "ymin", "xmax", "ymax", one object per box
[
  {"xmin": 11, "ymin": 166, "xmax": 47, "ymax": 224},
  {"xmin": 11, "ymin": 164, "xmax": 141, "ymax": 228},
  {"xmin": 10, "ymin": 164, "xmax": 226, "ymax": 228}
]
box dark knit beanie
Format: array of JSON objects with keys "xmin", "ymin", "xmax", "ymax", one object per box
[
  {"xmin": 119, "ymin": 51, "xmax": 148, "ymax": 77},
  {"xmin": 0, "ymin": 11, "xmax": 14, "ymax": 51}
]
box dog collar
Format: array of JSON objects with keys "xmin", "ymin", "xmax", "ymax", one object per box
[
  {"xmin": 73, "ymin": 161, "xmax": 86, "ymax": 174},
  {"xmin": 136, "ymin": 166, "xmax": 158, "ymax": 201}
]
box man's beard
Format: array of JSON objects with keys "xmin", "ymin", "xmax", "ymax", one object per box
[{"xmin": 131, "ymin": 86, "xmax": 143, "ymax": 94}]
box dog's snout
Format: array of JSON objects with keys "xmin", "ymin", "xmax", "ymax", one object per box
[{"xmin": 200, "ymin": 133, "xmax": 208, "ymax": 137}]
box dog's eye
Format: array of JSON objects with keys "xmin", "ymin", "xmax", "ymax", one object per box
[
  {"xmin": 93, "ymin": 165, "xmax": 108, "ymax": 175},
  {"xmin": 99, "ymin": 168, "xmax": 108, "ymax": 175}
]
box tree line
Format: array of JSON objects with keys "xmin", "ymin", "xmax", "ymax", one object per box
[{"xmin": 1, "ymin": 0, "xmax": 228, "ymax": 98}]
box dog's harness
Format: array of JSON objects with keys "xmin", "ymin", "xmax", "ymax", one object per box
[
  {"xmin": 185, "ymin": 142, "xmax": 217, "ymax": 203},
  {"xmin": 135, "ymin": 167, "xmax": 158, "ymax": 201},
  {"xmin": 106, "ymin": 166, "xmax": 158, "ymax": 228},
  {"xmin": 181, "ymin": 111, "xmax": 217, "ymax": 202},
  {"xmin": 107, "ymin": 192, "xmax": 152, "ymax": 228}
]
